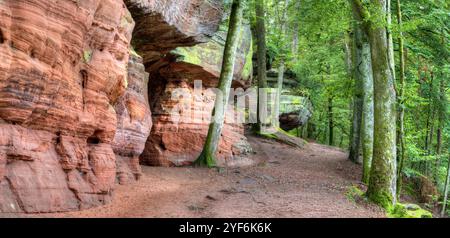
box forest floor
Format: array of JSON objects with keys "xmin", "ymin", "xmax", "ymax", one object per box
[{"xmin": 33, "ymin": 135, "xmax": 385, "ymax": 218}]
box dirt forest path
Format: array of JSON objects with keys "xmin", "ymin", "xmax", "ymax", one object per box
[{"xmin": 43, "ymin": 136, "xmax": 384, "ymax": 218}]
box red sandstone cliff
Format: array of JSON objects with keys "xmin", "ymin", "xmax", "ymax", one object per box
[
  {"xmin": 0, "ymin": 0, "xmax": 134, "ymax": 213},
  {"xmin": 141, "ymin": 25, "xmax": 254, "ymax": 167},
  {"xmin": 0, "ymin": 0, "xmax": 251, "ymax": 213},
  {"xmin": 113, "ymin": 54, "xmax": 152, "ymax": 185}
]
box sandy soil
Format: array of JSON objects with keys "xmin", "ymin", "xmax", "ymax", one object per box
[{"xmin": 27, "ymin": 136, "xmax": 385, "ymax": 218}]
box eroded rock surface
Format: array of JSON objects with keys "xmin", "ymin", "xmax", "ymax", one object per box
[
  {"xmin": 125, "ymin": 0, "xmax": 224, "ymax": 65},
  {"xmin": 141, "ymin": 24, "xmax": 254, "ymax": 167},
  {"xmin": 0, "ymin": 0, "xmax": 252, "ymax": 213},
  {"xmin": 279, "ymin": 96, "xmax": 313, "ymax": 132},
  {"xmin": 0, "ymin": 0, "xmax": 134, "ymax": 213},
  {"xmin": 113, "ymin": 54, "xmax": 152, "ymax": 184}
]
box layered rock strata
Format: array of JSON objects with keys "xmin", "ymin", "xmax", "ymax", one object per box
[
  {"xmin": 141, "ymin": 25, "xmax": 254, "ymax": 167},
  {"xmin": 125, "ymin": 0, "xmax": 224, "ymax": 65},
  {"xmin": 113, "ymin": 54, "xmax": 151, "ymax": 185},
  {"xmin": 0, "ymin": 0, "xmax": 134, "ymax": 213}
]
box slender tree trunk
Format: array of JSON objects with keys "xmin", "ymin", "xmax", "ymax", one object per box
[
  {"xmin": 348, "ymin": 26, "xmax": 365, "ymax": 164},
  {"xmin": 353, "ymin": 0, "xmax": 398, "ymax": 209},
  {"xmin": 395, "ymin": 0, "xmax": 407, "ymax": 196},
  {"xmin": 436, "ymin": 78, "xmax": 445, "ymax": 155},
  {"xmin": 436, "ymin": 120, "xmax": 442, "ymax": 156},
  {"xmin": 328, "ymin": 96, "xmax": 334, "ymax": 146},
  {"xmin": 350, "ymin": 1, "xmax": 374, "ymax": 182},
  {"xmin": 424, "ymin": 71, "xmax": 434, "ymax": 154},
  {"xmin": 442, "ymin": 157, "xmax": 450, "ymax": 217},
  {"xmin": 426, "ymin": 111, "xmax": 436, "ymax": 177},
  {"xmin": 255, "ymin": 0, "xmax": 268, "ymax": 133},
  {"xmin": 344, "ymin": 31, "xmax": 354, "ymax": 77},
  {"xmin": 195, "ymin": 0, "xmax": 243, "ymax": 167},
  {"xmin": 438, "ymin": 28, "xmax": 448, "ymax": 214},
  {"xmin": 350, "ymin": 9, "xmax": 374, "ymax": 181},
  {"xmin": 436, "ymin": 31, "xmax": 446, "ymax": 157},
  {"xmin": 291, "ymin": 0, "xmax": 300, "ymax": 61},
  {"xmin": 275, "ymin": 0, "xmax": 290, "ymax": 128}
]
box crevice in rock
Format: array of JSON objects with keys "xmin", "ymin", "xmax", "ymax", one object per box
[
  {"xmin": 66, "ymin": 175, "xmax": 82, "ymax": 210},
  {"xmin": 80, "ymin": 70, "xmax": 88, "ymax": 110},
  {"xmin": 87, "ymin": 130, "xmax": 103, "ymax": 144},
  {"xmin": 55, "ymin": 131, "xmax": 62, "ymax": 144},
  {"xmin": 4, "ymin": 177, "xmax": 26, "ymax": 212},
  {"xmin": 0, "ymin": 28, "xmax": 4, "ymax": 44},
  {"xmin": 159, "ymin": 141, "xmax": 167, "ymax": 151},
  {"xmin": 30, "ymin": 49, "xmax": 36, "ymax": 59},
  {"xmin": 80, "ymin": 70, "xmax": 88, "ymax": 89}
]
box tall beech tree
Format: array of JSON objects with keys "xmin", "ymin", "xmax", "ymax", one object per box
[
  {"xmin": 274, "ymin": 0, "xmax": 290, "ymax": 127},
  {"xmin": 195, "ymin": 0, "xmax": 244, "ymax": 167},
  {"xmin": 291, "ymin": 0, "xmax": 301, "ymax": 63},
  {"xmin": 352, "ymin": 0, "xmax": 398, "ymax": 208},
  {"xmin": 350, "ymin": 1, "xmax": 374, "ymax": 182},
  {"xmin": 443, "ymin": 154, "xmax": 450, "ymax": 216},
  {"xmin": 250, "ymin": 0, "xmax": 448, "ymax": 214},
  {"xmin": 348, "ymin": 31, "xmax": 364, "ymax": 164},
  {"xmin": 395, "ymin": 0, "xmax": 406, "ymax": 196},
  {"xmin": 255, "ymin": 0, "xmax": 269, "ymax": 133}
]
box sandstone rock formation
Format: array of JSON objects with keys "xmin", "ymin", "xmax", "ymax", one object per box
[
  {"xmin": 0, "ymin": 0, "xmax": 134, "ymax": 213},
  {"xmin": 279, "ymin": 96, "xmax": 313, "ymax": 132},
  {"xmin": 0, "ymin": 0, "xmax": 252, "ymax": 213},
  {"xmin": 125, "ymin": 0, "xmax": 224, "ymax": 65},
  {"xmin": 141, "ymin": 25, "xmax": 254, "ymax": 167},
  {"xmin": 113, "ymin": 54, "xmax": 152, "ymax": 185}
]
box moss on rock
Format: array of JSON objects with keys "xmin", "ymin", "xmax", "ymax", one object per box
[
  {"xmin": 346, "ymin": 185, "xmax": 366, "ymax": 203},
  {"xmin": 388, "ymin": 203, "xmax": 433, "ymax": 218},
  {"xmin": 170, "ymin": 23, "xmax": 252, "ymax": 82},
  {"xmin": 83, "ymin": 49, "xmax": 92, "ymax": 63}
]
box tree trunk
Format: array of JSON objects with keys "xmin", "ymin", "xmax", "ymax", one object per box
[
  {"xmin": 353, "ymin": 0, "xmax": 398, "ymax": 209},
  {"xmin": 291, "ymin": 0, "xmax": 300, "ymax": 60},
  {"xmin": 350, "ymin": 7, "xmax": 374, "ymax": 182},
  {"xmin": 194, "ymin": 0, "xmax": 244, "ymax": 167},
  {"xmin": 348, "ymin": 26, "xmax": 365, "ymax": 164},
  {"xmin": 436, "ymin": 77, "xmax": 445, "ymax": 155},
  {"xmin": 424, "ymin": 71, "xmax": 434, "ymax": 154},
  {"xmin": 328, "ymin": 96, "xmax": 334, "ymax": 146},
  {"xmin": 395, "ymin": 0, "xmax": 407, "ymax": 196},
  {"xmin": 255, "ymin": 0, "xmax": 269, "ymax": 133},
  {"xmin": 275, "ymin": 0, "xmax": 290, "ymax": 128},
  {"xmin": 442, "ymin": 157, "xmax": 450, "ymax": 217}
]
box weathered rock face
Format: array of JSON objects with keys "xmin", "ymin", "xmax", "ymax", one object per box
[
  {"xmin": 279, "ymin": 96, "xmax": 313, "ymax": 132},
  {"xmin": 0, "ymin": 0, "xmax": 134, "ymax": 213},
  {"xmin": 113, "ymin": 54, "xmax": 152, "ymax": 185},
  {"xmin": 0, "ymin": 0, "xmax": 251, "ymax": 213},
  {"xmin": 170, "ymin": 25, "xmax": 253, "ymax": 87},
  {"xmin": 125, "ymin": 0, "xmax": 224, "ymax": 65},
  {"xmin": 141, "ymin": 24, "xmax": 254, "ymax": 167}
]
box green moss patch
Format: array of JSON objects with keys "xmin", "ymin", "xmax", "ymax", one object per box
[
  {"xmin": 388, "ymin": 203, "xmax": 433, "ymax": 218},
  {"xmin": 83, "ymin": 49, "xmax": 92, "ymax": 63},
  {"xmin": 346, "ymin": 185, "xmax": 365, "ymax": 203}
]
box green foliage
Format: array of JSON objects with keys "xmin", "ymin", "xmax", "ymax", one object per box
[
  {"xmin": 388, "ymin": 203, "xmax": 433, "ymax": 218},
  {"xmin": 394, "ymin": 0, "xmax": 450, "ymax": 203},
  {"xmin": 246, "ymin": 0, "xmax": 449, "ymax": 212},
  {"xmin": 242, "ymin": 30, "xmax": 254, "ymax": 80},
  {"xmin": 346, "ymin": 185, "xmax": 365, "ymax": 203},
  {"xmin": 83, "ymin": 49, "xmax": 92, "ymax": 63},
  {"xmin": 194, "ymin": 151, "xmax": 217, "ymax": 168},
  {"xmin": 368, "ymin": 189, "xmax": 395, "ymax": 210}
]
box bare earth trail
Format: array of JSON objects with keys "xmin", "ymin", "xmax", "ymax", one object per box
[{"xmin": 44, "ymin": 136, "xmax": 384, "ymax": 218}]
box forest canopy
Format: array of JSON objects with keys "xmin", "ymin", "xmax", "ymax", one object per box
[{"xmin": 206, "ymin": 0, "xmax": 449, "ymax": 216}]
